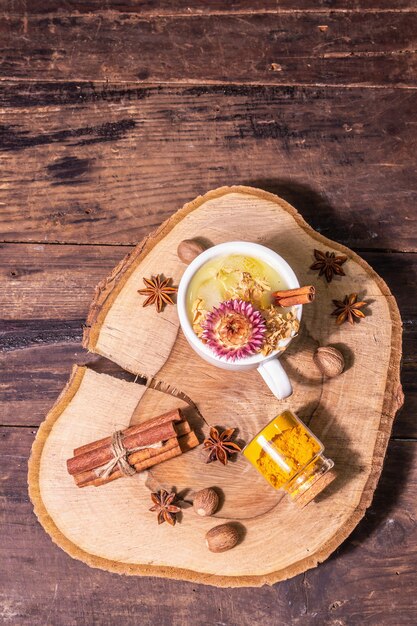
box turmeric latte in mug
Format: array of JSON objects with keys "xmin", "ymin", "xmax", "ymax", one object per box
[{"xmin": 186, "ymin": 253, "xmax": 299, "ymax": 361}]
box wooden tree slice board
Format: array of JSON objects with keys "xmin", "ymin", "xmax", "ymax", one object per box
[{"xmin": 28, "ymin": 186, "xmax": 403, "ymax": 587}]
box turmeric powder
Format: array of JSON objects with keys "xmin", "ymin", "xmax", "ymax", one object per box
[{"xmin": 244, "ymin": 411, "xmax": 322, "ymax": 490}]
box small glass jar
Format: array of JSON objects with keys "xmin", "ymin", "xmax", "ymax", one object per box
[{"xmin": 243, "ymin": 410, "xmax": 335, "ymax": 506}]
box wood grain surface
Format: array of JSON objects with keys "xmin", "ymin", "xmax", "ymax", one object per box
[
  {"xmin": 1, "ymin": 12, "xmax": 417, "ymax": 86},
  {"xmin": 0, "ymin": 83, "xmax": 416, "ymax": 250},
  {"xmin": 4, "ymin": 1, "xmax": 417, "ymax": 14},
  {"xmin": 1, "ymin": 0, "xmax": 416, "ymax": 623}
]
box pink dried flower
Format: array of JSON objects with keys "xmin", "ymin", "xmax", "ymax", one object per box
[{"xmin": 202, "ymin": 299, "xmax": 266, "ymax": 361}]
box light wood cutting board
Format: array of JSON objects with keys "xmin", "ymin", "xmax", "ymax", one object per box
[{"xmin": 28, "ymin": 186, "xmax": 403, "ymax": 587}]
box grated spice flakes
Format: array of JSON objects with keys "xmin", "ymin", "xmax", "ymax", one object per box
[
  {"xmin": 191, "ymin": 297, "xmax": 208, "ymax": 338},
  {"xmin": 217, "ymin": 269, "xmax": 270, "ymax": 304},
  {"xmin": 239, "ymin": 271, "xmax": 270, "ymax": 303},
  {"xmin": 261, "ymin": 306, "xmax": 300, "ymax": 356}
]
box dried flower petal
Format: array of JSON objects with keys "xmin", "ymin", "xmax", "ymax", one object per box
[{"xmin": 202, "ymin": 299, "xmax": 266, "ymax": 361}]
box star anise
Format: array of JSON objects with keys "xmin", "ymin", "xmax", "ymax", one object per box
[
  {"xmin": 310, "ymin": 249, "xmax": 347, "ymax": 283},
  {"xmin": 138, "ymin": 275, "xmax": 177, "ymax": 313},
  {"xmin": 332, "ymin": 293, "xmax": 367, "ymax": 325},
  {"xmin": 149, "ymin": 489, "xmax": 181, "ymax": 526},
  {"xmin": 203, "ymin": 427, "xmax": 242, "ymax": 465}
]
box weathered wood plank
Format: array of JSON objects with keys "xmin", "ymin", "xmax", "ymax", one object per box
[
  {"xmin": 0, "ymin": 12, "xmax": 416, "ymax": 86},
  {"xmin": 362, "ymin": 251, "xmax": 417, "ymax": 322},
  {"xmin": 0, "ymin": 84, "xmax": 416, "ymax": 251},
  {"xmin": 0, "ymin": 244, "xmax": 414, "ymax": 436},
  {"xmin": 3, "ymin": 1, "xmax": 417, "ymax": 16},
  {"xmin": 0, "ymin": 243, "xmax": 128, "ymax": 320},
  {"xmin": 0, "ymin": 343, "xmax": 129, "ymax": 426},
  {"xmin": 1, "ymin": 429, "xmax": 415, "ymax": 624}
]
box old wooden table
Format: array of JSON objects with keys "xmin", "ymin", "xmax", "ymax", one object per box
[{"xmin": 1, "ymin": 2, "xmax": 416, "ymax": 624}]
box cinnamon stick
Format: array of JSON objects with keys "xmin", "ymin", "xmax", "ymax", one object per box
[
  {"xmin": 174, "ymin": 420, "xmax": 191, "ymax": 438},
  {"xmin": 87, "ymin": 443, "xmax": 183, "ymax": 488},
  {"xmin": 179, "ymin": 430, "xmax": 199, "ymax": 452},
  {"xmin": 272, "ymin": 285, "xmax": 315, "ymax": 307},
  {"xmin": 74, "ymin": 437, "xmax": 180, "ymax": 487},
  {"xmin": 67, "ymin": 413, "xmax": 191, "ymax": 482},
  {"xmin": 67, "ymin": 419, "xmax": 179, "ymax": 476},
  {"xmin": 75, "ymin": 431, "xmax": 200, "ymax": 488},
  {"xmin": 73, "ymin": 408, "xmax": 183, "ymax": 456}
]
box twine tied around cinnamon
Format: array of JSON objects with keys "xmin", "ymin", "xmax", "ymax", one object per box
[
  {"xmin": 95, "ymin": 430, "xmax": 162, "ymax": 479},
  {"xmin": 92, "ymin": 374, "xmax": 206, "ymax": 481}
]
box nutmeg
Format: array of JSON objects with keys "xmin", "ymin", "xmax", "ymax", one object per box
[
  {"xmin": 205, "ymin": 523, "xmax": 240, "ymax": 553},
  {"xmin": 177, "ymin": 239, "xmax": 205, "ymax": 264},
  {"xmin": 193, "ymin": 487, "xmax": 219, "ymax": 517},
  {"xmin": 313, "ymin": 346, "xmax": 344, "ymax": 378}
]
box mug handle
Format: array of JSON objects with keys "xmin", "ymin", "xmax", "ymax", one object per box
[{"xmin": 257, "ymin": 358, "xmax": 292, "ymax": 400}]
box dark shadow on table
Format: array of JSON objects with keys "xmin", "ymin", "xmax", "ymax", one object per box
[
  {"xmin": 328, "ymin": 438, "xmax": 413, "ymax": 561},
  {"xmin": 247, "ymin": 178, "xmax": 355, "ymax": 243}
]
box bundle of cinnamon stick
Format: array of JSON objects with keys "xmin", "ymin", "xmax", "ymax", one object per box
[
  {"xmin": 272, "ymin": 285, "xmax": 315, "ymax": 307},
  {"xmin": 66, "ymin": 409, "xmax": 199, "ymax": 488}
]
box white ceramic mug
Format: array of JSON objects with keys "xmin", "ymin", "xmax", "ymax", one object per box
[{"xmin": 177, "ymin": 241, "xmax": 302, "ymax": 400}]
